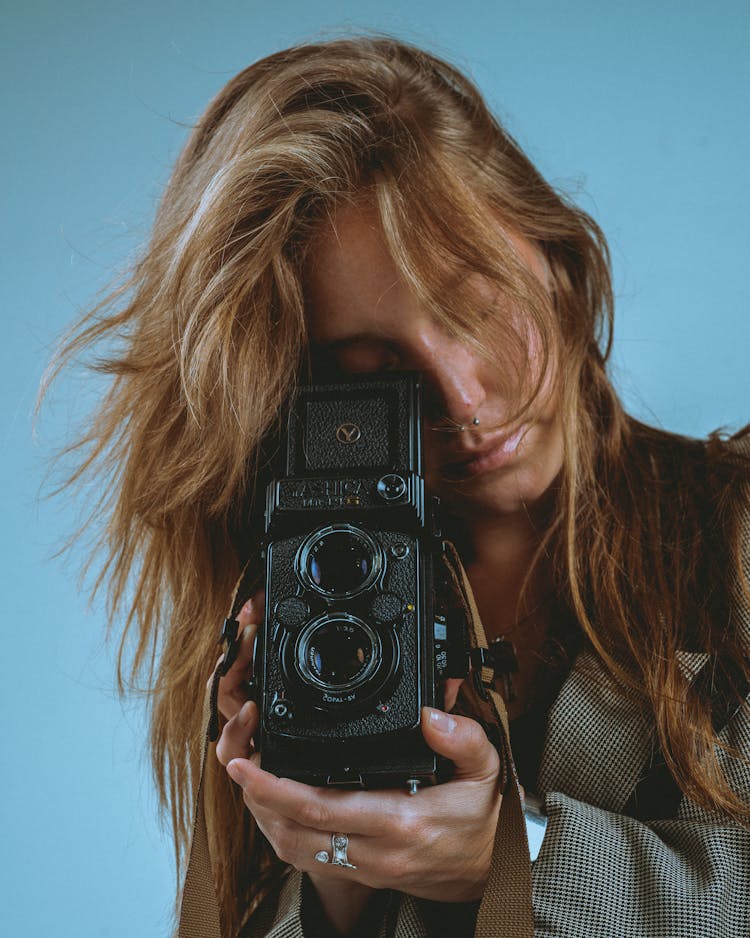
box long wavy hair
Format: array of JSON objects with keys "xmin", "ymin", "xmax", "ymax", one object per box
[{"xmin": 45, "ymin": 36, "xmax": 750, "ymax": 934}]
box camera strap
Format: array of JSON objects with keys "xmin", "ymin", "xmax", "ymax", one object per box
[
  {"xmin": 178, "ymin": 557, "xmax": 261, "ymax": 938},
  {"xmin": 178, "ymin": 545, "xmax": 533, "ymax": 938},
  {"xmin": 441, "ymin": 540, "xmax": 534, "ymax": 938},
  {"xmin": 178, "ymin": 670, "xmax": 225, "ymax": 938}
]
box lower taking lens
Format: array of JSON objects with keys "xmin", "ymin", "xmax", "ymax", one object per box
[{"xmin": 307, "ymin": 622, "xmax": 372, "ymax": 687}]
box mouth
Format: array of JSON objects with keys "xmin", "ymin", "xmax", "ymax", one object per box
[{"xmin": 440, "ymin": 427, "xmax": 527, "ymax": 480}]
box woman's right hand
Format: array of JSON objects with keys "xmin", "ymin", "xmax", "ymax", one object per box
[{"xmin": 213, "ymin": 591, "xmax": 264, "ymax": 750}]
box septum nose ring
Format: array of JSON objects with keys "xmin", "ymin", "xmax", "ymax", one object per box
[{"xmin": 431, "ymin": 416, "xmax": 481, "ymax": 433}]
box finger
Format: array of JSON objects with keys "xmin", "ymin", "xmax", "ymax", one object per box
[
  {"xmin": 207, "ymin": 591, "xmax": 264, "ymax": 689},
  {"xmin": 443, "ymin": 677, "xmax": 464, "ymax": 713},
  {"xmin": 216, "ymin": 626, "xmax": 257, "ymax": 719},
  {"xmin": 226, "ymin": 593, "xmax": 264, "ymax": 680},
  {"xmin": 236, "ymin": 589, "xmax": 265, "ymax": 629},
  {"xmin": 225, "ymin": 759, "xmax": 397, "ymax": 837},
  {"xmin": 217, "ymin": 594, "xmax": 263, "ymax": 718},
  {"xmin": 247, "ymin": 804, "xmax": 368, "ymax": 877},
  {"xmin": 216, "ymin": 701, "xmax": 258, "ymax": 766},
  {"xmin": 230, "ymin": 594, "xmax": 263, "ymax": 668},
  {"xmin": 420, "ymin": 708, "xmax": 500, "ymax": 782}
]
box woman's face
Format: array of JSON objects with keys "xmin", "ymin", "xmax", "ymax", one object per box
[{"xmin": 303, "ymin": 203, "xmax": 564, "ymax": 524}]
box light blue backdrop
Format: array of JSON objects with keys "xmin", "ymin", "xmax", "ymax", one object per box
[{"xmin": 3, "ymin": 2, "xmax": 748, "ymax": 935}]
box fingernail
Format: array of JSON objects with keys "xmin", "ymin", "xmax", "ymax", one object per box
[
  {"xmin": 242, "ymin": 625, "xmax": 255, "ymax": 643},
  {"xmin": 428, "ymin": 709, "xmax": 457, "ymax": 733},
  {"xmin": 227, "ymin": 760, "xmax": 245, "ymax": 784},
  {"xmin": 239, "ymin": 701, "xmax": 254, "ymax": 726},
  {"xmin": 241, "ymin": 599, "xmax": 254, "ymax": 615}
]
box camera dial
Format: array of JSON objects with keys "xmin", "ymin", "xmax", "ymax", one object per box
[
  {"xmin": 296, "ymin": 523, "xmax": 383, "ymax": 599},
  {"xmin": 376, "ymin": 473, "xmax": 407, "ymax": 501}
]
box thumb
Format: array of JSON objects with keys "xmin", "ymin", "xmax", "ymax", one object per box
[{"xmin": 421, "ymin": 707, "xmax": 500, "ymax": 782}]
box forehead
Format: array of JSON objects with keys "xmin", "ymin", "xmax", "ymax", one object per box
[
  {"xmin": 302, "ymin": 200, "xmax": 549, "ymax": 343},
  {"xmin": 303, "ymin": 203, "xmax": 407, "ymax": 342}
]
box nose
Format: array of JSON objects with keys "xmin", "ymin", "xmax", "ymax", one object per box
[{"xmin": 409, "ymin": 329, "xmax": 487, "ymax": 427}]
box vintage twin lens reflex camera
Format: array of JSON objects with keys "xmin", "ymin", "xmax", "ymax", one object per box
[{"xmin": 255, "ymin": 371, "xmax": 465, "ymax": 791}]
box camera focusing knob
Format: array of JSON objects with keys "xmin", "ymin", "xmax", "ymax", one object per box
[
  {"xmin": 370, "ymin": 592, "xmax": 404, "ymax": 624},
  {"xmin": 274, "ymin": 597, "xmax": 310, "ymax": 630}
]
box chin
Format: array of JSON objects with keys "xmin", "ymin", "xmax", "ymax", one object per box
[
  {"xmin": 426, "ymin": 434, "xmax": 563, "ymax": 521},
  {"xmin": 433, "ymin": 475, "xmax": 544, "ymax": 520}
]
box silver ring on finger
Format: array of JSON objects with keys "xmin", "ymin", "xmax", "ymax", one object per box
[{"xmin": 330, "ymin": 832, "xmax": 357, "ymax": 869}]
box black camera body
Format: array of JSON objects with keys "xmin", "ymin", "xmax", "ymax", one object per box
[{"xmin": 255, "ymin": 372, "xmax": 463, "ymax": 789}]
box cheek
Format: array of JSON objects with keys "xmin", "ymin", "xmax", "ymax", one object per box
[{"xmin": 509, "ymin": 312, "xmax": 560, "ymax": 409}]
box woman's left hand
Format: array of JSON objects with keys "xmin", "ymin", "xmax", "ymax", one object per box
[{"xmin": 221, "ymin": 704, "xmax": 502, "ymax": 904}]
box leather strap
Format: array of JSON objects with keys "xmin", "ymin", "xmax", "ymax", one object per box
[
  {"xmin": 441, "ymin": 541, "xmax": 534, "ymax": 938},
  {"xmin": 178, "ymin": 562, "xmax": 258, "ymax": 938},
  {"xmin": 178, "ymin": 668, "xmax": 224, "ymax": 938},
  {"xmin": 178, "ymin": 542, "xmax": 534, "ymax": 937}
]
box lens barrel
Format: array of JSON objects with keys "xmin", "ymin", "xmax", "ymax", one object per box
[
  {"xmin": 296, "ymin": 524, "xmax": 382, "ymax": 598},
  {"xmin": 295, "ymin": 615, "xmax": 380, "ymax": 692}
]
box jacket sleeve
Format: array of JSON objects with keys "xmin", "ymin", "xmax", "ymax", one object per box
[
  {"xmin": 530, "ymin": 641, "xmax": 750, "ymax": 938},
  {"xmin": 529, "ymin": 453, "xmax": 750, "ymax": 938},
  {"xmin": 531, "ymin": 792, "xmax": 750, "ymax": 937}
]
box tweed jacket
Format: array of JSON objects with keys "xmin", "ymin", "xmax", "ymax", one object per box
[{"xmin": 242, "ymin": 451, "xmax": 750, "ymax": 938}]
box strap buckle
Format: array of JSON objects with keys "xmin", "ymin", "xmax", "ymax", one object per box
[
  {"xmin": 468, "ymin": 641, "xmax": 520, "ymax": 701},
  {"xmin": 468, "ymin": 647, "xmax": 494, "ymax": 700},
  {"xmin": 218, "ymin": 617, "xmax": 240, "ymax": 675}
]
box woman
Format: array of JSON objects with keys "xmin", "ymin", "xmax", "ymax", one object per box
[{"xmin": 52, "ymin": 37, "xmax": 750, "ymax": 937}]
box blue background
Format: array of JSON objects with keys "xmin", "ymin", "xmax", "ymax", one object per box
[{"xmin": 3, "ymin": 2, "xmax": 749, "ymax": 935}]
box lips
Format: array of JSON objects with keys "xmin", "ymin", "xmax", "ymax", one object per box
[{"xmin": 441, "ymin": 427, "xmax": 526, "ymax": 480}]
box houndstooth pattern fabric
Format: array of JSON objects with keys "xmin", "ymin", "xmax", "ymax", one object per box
[
  {"xmin": 244, "ymin": 439, "xmax": 750, "ymax": 937},
  {"xmin": 248, "ymin": 680, "xmax": 750, "ymax": 938}
]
